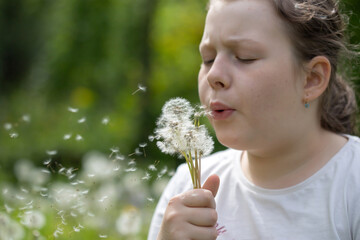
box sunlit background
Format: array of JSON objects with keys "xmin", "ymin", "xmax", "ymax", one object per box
[{"xmin": 0, "ymin": 0, "xmax": 359, "ymax": 239}]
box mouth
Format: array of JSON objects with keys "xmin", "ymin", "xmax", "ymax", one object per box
[{"xmin": 209, "ymin": 102, "xmax": 235, "ymax": 120}]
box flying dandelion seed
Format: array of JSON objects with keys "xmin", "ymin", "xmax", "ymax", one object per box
[
  {"xmin": 115, "ymin": 155, "xmax": 125, "ymax": 161},
  {"xmin": 63, "ymin": 133, "xmax": 72, "ymax": 140},
  {"xmin": 131, "ymin": 83, "xmax": 147, "ymax": 95},
  {"xmin": 43, "ymin": 158, "xmax": 52, "ymax": 165},
  {"xmin": 101, "ymin": 117, "xmax": 110, "ymax": 125},
  {"xmin": 125, "ymin": 167, "xmax": 137, "ymax": 172},
  {"xmin": 41, "ymin": 169, "xmax": 51, "ymax": 174},
  {"xmin": 128, "ymin": 159, "xmax": 136, "ymax": 166},
  {"xmin": 98, "ymin": 196, "xmax": 108, "ymax": 203},
  {"xmin": 68, "ymin": 107, "xmax": 79, "ymax": 113},
  {"xmin": 139, "ymin": 143, "xmax": 147, "ymax": 157},
  {"xmin": 99, "ymin": 234, "xmax": 108, "ymax": 238},
  {"xmin": 139, "ymin": 143, "xmax": 147, "ymax": 148},
  {"xmin": 4, "ymin": 204, "xmax": 14, "ymax": 213},
  {"xmin": 113, "ymin": 165, "xmax": 121, "ymax": 171},
  {"xmin": 20, "ymin": 188, "xmax": 29, "ymax": 194},
  {"xmin": 109, "ymin": 147, "xmax": 119, "ymax": 158},
  {"xmin": 148, "ymin": 164, "xmax": 157, "ymax": 171},
  {"xmin": 39, "ymin": 191, "xmax": 48, "ymax": 197},
  {"xmin": 15, "ymin": 194, "xmax": 25, "ymax": 200},
  {"xmin": 128, "ymin": 148, "xmax": 142, "ymax": 156},
  {"xmin": 78, "ymin": 117, "xmax": 86, "ymax": 123},
  {"xmin": 73, "ymin": 226, "xmax": 81, "ymax": 232},
  {"xmin": 148, "ymin": 135, "xmax": 155, "ymax": 142},
  {"xmin": 142, "ymin": 172, "xmax": 151, "ymax": 180}
]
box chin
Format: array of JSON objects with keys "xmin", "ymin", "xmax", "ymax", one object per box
[{"xmin": 215, "ymin": 131, "xmax": 246, "ymax": 150}]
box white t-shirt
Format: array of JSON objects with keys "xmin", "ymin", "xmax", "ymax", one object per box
[{"xmin": 148, "ymin": 135, "xmax": 360, "ymax": 240}]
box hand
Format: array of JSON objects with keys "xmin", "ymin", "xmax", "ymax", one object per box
[{"xmin": 157, "ymin": 174, "xmax": 220, "ymax": 240}]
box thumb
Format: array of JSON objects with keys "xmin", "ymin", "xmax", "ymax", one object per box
[{"xmin": 202, "ymin": 174, "xmax": 220, "ymax": 197}]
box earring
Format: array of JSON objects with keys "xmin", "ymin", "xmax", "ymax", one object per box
[{"xmin": 304, "ymin": 97, "xmax": 309, "ymax": 108}]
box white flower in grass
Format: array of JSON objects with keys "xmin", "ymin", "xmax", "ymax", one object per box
[
  {"xmin": 14, "ymin": 160, "xmax": 50, "ymax": 186},
  {"xmin": 0, "ymin": 212, "xmax": 25, "ymax": 240},
  {"xmin": 82, "ymin": 151, "xmax": 116, "ymax": 181},
  {"xmin": 116, "ymin": 206, "xmax": 142, "ymax": 235},
  {"xmin": 20, "ymin": 210, "xmax": 45, "ymax": 229},
  {"xmin": 51, "ymin": 183, "xmax": 83, "ymax": 209}
]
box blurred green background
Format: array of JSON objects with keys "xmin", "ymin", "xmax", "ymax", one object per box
[{"xmin": 0, "ymin": 0, "xmax": 359, "ymax": 239}]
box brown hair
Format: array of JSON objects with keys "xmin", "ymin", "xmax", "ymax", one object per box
[
  {"xmin": 272, "ymin": 0, "xmax": 358, "ymax": 135},
  {"xmin": 208, "ymin": 0, "xmax": 358, "ymax": 135}
]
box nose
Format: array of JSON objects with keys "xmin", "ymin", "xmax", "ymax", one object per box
[{"xmin": 207, "ymin": 55, "xmax": 231, "ymax": 90}]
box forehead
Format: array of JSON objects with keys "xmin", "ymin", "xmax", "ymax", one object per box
[{"xmin": 202, "ymin": 0, "xmax": 288, "ymax": 46}]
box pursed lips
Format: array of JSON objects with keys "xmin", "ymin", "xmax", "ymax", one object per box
[{"xmin": 209, "ymin": 102, "xmax": 235, "ymax": 120}]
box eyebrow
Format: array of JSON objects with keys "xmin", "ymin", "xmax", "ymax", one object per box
[{"xmin": 199, "ymin": 37, "xmax": 263, "ymax": 51}]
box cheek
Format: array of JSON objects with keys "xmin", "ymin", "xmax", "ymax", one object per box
[
  {"xmin": 246, "ymin": 67, "xmax": 298, "ymax": 117},
  {"xmin": 198, "ymin": 70, "xmax": 208, "ymax": 104}
]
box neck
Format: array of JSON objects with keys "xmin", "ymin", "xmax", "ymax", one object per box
[{"xmin": 241, "ymin": 130, "xmax": 347, "ymax": 189}]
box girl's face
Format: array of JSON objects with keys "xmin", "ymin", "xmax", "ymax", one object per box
[{"xmin": 198, "ymin": 0, "xmax": 307, "ymax": 152}]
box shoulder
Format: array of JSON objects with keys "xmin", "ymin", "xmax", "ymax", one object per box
[
  {"xmin": 341, "ymin": 135, "xmax": 360, "ymax": 185},
  {"xmin": 340, "ymin": 135, "xmax": 360, "ymax": 238},
  {"xmin": 339, "ymin": 135, "xmax": 360, "ymax": 168}
]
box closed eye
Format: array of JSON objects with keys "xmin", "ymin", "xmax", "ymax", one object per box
[{"xmin": 236, "ymin": 57, "xmax": 257, "ymax": 63}]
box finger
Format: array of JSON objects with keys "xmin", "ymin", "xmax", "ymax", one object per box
[
  {"xmin": 186, "ymin": 208, "xmax": 218, "ymax": 227},
  {"xmin": 202, "ymin": 174, "xmax": 220, "ymax": 197},
  {"xmin": 182, "ymin": 189, "xmax": 216, "ymax": 208},
  {"xmin": 186, "ymin": 224, "xmax": 218, "ymax": 240}
]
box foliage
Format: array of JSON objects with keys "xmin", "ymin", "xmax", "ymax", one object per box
[{"xmin": 0, "ymin": 0, "xmax": 359, "ymax": 238}]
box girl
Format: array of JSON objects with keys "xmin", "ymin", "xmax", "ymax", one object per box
[{"xmin": 149, "ymin": 0, "xmax": 360, "ymax": 239}]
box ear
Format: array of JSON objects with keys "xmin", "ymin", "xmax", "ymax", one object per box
[{"xmin": 303, "ymin": 56, "xmax": 331, "ymax": 102}]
